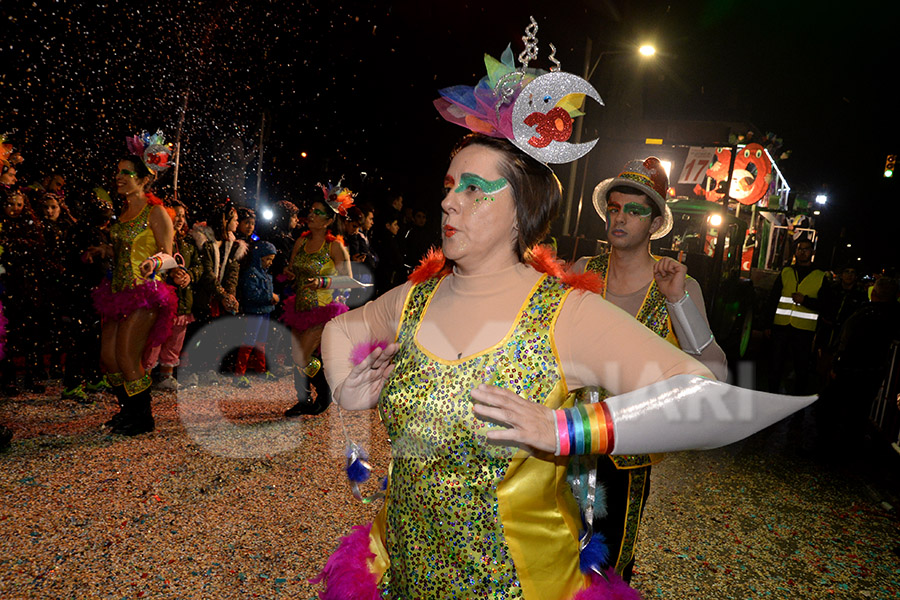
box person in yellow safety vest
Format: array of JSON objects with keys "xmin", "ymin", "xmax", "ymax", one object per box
[{"xmin": 766, "ymin": 236, "xmax": 828, "ymax": 394}]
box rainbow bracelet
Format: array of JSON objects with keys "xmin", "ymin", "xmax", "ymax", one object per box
[
  {"xmin": 316, "ymin": 276, "xmax": 333, "ymax": 289},
  {"xmin": 553, "ymin": 402, "xmax": 615, "ymax": 455}
]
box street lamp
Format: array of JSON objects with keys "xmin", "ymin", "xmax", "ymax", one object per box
[
  {"xmin": 565, "ymin": 40, "xmax": 659, "ymax": 254},
  {"xmin": 815, "ymin": 194, "xmax": 827, "ymax": 205}
]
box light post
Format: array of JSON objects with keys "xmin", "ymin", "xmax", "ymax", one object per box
[{"xmin": 563, "ymin": 41, "xmax": 657, "ymax": 258}]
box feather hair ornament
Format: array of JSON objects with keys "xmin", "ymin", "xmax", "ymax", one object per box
[
  {"xmin": 125, "ymin": 130, "xmax": 172, "ymax": 173},
  {"xmin": 317, "ymin": 179, "xmax": 356, "ymax": 217}
]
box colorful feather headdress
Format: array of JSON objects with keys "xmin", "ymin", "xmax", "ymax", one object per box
[
  {"xmin": 434, "ymin": 17, "xmax": 604, "ymax": 164},
  {"xmin": 0, "ymin": 132, "xmax": 23, "ymax": 172},
  {"xmin": 317, "ymin": 179, "xmax": 355, "ymax": 218},
  {"xmin": 125, "ymin": 130, "xmax": 172, "ymax": 174}
]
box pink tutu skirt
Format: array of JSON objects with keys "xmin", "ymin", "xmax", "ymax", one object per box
[
  {"xmin": 279, "ymin": 295, "xmax": 349, "ymax": 332},
  {"xmin": 312, "ymin": 524, "xmax": 641, "ymax": 599},
  {"xmin": 92, "ymin": 279, "xmax": 178, "ymax": 349}
]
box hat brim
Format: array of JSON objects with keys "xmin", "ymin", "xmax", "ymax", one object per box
[{"xmin": 592, "ymin": 177, "xmax": 673, "ymax": 240}]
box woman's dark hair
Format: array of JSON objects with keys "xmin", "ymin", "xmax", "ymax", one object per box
[
  {"xmin": 237, "ymin": 206, "xmax": 256, "ymax": 222},
  {"xmin": 166, "ymin": 197, "xmax": 189, "ymax": 235},
  {"xmin": 451, "ymin": 133, "xmax": 562, "ymax": 261},
  {"xmin": 41, "ymin": 191, "xmax": 76, "ymax": 226},
  {"xmin": 209, "ymin": 201, "xmax": 236, "ymax": 241},
  {"xmin": 309, "ymin": 198, "xmax": 346, "ymax": 238},
  {"xmin": 346, "ymin": 205, "xmax": 365, "ymax": 225},
  {"xmin": 606, "ymin": 184, "xmax": 662, "ymax": 221},
  {"xmin": 272, "ymin": 200, "xmax": 299, "ymax": 233},
  {"xmin": 120, "ymin": 155, "xmax": 155, "ymax": 185}
]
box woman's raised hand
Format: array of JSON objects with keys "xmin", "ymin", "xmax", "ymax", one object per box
[
  {"xmin": 335, "ymin": 343, "xmax": 399, "ymax": 410},
  {"xmin": 471, "ymin": 385, "xmax": 557, "ymax": 453}
]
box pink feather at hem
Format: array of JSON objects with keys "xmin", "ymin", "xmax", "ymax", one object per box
[
  {"xmin": 574, "ymin": 571, "xmax": 642, "ymax": 600},
  {"xmin": 91, "ymin": 279, "xmax": 178, "ymax": 348},
  {"xmin": 310, "ymin": 523, "xmax": 380, "ymax": 600},
  {"xmin": 279, "ymin": 296, "xmax": 349, "ymax": 332},
  {"xmin": 312, "ymin": 524, "xmax": 641, "ymax": 599}
]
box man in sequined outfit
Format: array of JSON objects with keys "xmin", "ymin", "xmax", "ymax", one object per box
[{"xmin": 571, "ymin": 157, "xmax": 727, "ymax": 580}]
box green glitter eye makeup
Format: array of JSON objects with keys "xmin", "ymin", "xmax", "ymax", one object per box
[
  {"xmin": 623, "ymin": 202, "xmax": 653, "ymax": 218},
  {"xmin": 454, "ymin": 173, "xmax": 509, "ymax": 195}
]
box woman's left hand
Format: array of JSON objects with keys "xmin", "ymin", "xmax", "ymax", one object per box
[{"xmin": 471, "ymin": 385, "xmax": 556, "ymax": 453}]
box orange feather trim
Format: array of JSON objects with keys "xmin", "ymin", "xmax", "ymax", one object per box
[
  {"xmin": 300, "ymin": 231, "xmax": 344, "ymax": 245},
  {"xmin": 408, "ymin": 247, "xmax": 450, "ymax": 284},
  {"xmin": 406, "ymin": 244, "xmax": 603, "ymax": 293},
  {"xmin": 527, "ymin": 244, "xmax": 604, "ymax": 293}
]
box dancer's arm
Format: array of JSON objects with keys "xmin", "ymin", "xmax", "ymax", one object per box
[{"xmin": 321, "ymin": 281, "xmax": 411, "ymax": 409}]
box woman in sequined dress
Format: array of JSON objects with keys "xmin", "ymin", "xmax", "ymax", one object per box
[
  {"xmin": 91, "ymin": 156, "xmax": 176, "ymax": 436},
  {"xmin": 280, "ymin": 198, "xmax": 351, "ymax": 417},
  {"xmin": 316, "ymin": 134, "xmax": 814, "ymax": 599}
]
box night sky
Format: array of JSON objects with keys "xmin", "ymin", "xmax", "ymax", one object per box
[{"xmin": 3, "ymin": 0, "xmax": 898, "ymax": 270}]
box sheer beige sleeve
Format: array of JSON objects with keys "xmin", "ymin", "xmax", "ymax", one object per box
[
  {"xmin": 555, "ymin": 290, "xmax": 714, "ymax": 394},
  {"xmin": 321, "ymin": 281, "xmax": 412, "ymax": 393}
]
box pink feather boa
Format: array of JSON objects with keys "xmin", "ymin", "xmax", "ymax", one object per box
[
  {"xmin": 313, "ymin": 524, "xmax": 641, "ymax": 599},
  {"xmin": 349, "ymin": 340, "xmax": 390, "ymax": 366},
  {"xmin": 279, "ymin": 296, "xmax": 349, "ymax": 332},
  {"xmin": 310, "ymin": 524, "xmax": 380, "ymax": 600},
  {"xmin": 574, "ymin": 571, "xmax": 642, "ymax": 600},
  {"xmin": 92, "ymin": 279, "xmax": 178, "ymax": 348}
]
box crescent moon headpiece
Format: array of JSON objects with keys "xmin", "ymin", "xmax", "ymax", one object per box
[
  {"xmin": 433, "ymin": 17, "xmax": 604, "ymax": 164},
  {"xmin": 125, "ymin": 130, "xmax": 172, "ymax": 174}
]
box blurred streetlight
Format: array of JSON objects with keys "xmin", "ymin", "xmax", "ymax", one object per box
[
  {"xmin": 566, "ymin": 40, "xmax": 660, "ymax": 249},
  {"xmin": 815, "ymin": 194, "xmax": 828, "ymax": 205}
]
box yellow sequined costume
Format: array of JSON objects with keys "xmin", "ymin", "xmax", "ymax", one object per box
[
  {"xmin": 364, "ymin": 273, "xmax": 588, "ymax": 599},
  {"xmin": 280, "ymin": 236, "xmax": 348, "ymax": 331},
  {"xmin": 92, "ymin": 203, "xmax": 177, "ymax": 348}
]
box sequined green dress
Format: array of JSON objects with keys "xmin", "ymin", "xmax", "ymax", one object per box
[
  {"xmin": 367, "ymin": 273, "xmax": 589, "ymax": 599},
  {"xmin": 281, "ymin": 237, "xmax": 348, "ymax": 331}
]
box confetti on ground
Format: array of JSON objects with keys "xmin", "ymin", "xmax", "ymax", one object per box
[{"xmin": 1, "ymin": 383, "xmax": 899, "ymax": 598}]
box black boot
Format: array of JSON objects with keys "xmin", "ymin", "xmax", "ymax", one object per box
[
  {"xmin": 111, "ymin": 381, "xmax": 155, "ymax": 436},
  {"xmin": 285, "ymin": 361, "xmax": 315, "ymax": 417},
  {"xmin": 308, "ymin": 367, "xmax": 332, "ymax": 415},
  {"xmin": 103, "ymin": 376, "xmax": 128, "ymax": 429}
]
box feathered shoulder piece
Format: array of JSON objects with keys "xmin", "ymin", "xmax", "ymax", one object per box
[
  {"xmin": 527, "ymin": 244, "xmax": 603, "ymax": 293},
  {"xmin": 407, "ymin": 245, "xmax": 602, "ymax": 293},
  {"xmin": 145, "ymin": 192, "xmax": 164, "ymax": 206},
  {"xmin": 408, "ymin": 247, "xmax": 451, "ymax": 284},
  {"xmin": 231, "ymin": 238, "xmax": 249, "ymax": 262},
  {"xmin": 300, "ymin": 231, "xmax": 344, "ymax": 245},
  {"xmin": 190, "ymin": 223, "xmax": 215, "ymax": 249}
]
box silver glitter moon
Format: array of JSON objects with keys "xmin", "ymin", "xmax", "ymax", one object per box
[{"xmin": 511, "ymin": 71, "xmax": 604, "ymax": 164}]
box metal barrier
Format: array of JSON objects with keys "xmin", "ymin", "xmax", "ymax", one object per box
[{"xmin": 870, "ymin": 340, "xmax": 900, "ymax": 456}]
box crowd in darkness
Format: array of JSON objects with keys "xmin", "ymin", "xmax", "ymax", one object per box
[
  {"xmin": 0, "ymin": 144, "xmax": 441, "ymax": 420},
  {"xmin": 2, "ymin": 138, "xmax": 900, "ymax": 450}
]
